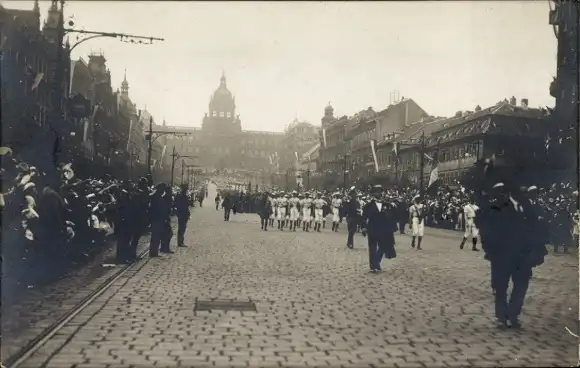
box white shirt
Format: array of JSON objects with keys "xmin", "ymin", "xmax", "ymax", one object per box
[
  {"xmin": 376, "ymin": 202, "xmax": 382, "ymax": 212},
  {"xmin": 463, "ymin": 204, "xmax": 479, "ymax": 219}
]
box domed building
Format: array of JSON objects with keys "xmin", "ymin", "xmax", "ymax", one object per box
[{"xmin": 202, "ymin": 72, "xmax": 242, "ymax": 134}]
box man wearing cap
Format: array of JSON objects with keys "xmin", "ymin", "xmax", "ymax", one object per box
[
  {"xmin": 288, "ymin": 191, "xmax": 300, "ymax": 231},
  {"xmin": 301, "ymin": 192, "xmax": 313, "ymax": 231},
  {"xmin": 343, "ymin": 187, "xmax": 360, "ymax": 249},
  {"xmin": 277, "ymin": 192, "xmax": 289, "ymax": 230},
  {"xmin": 459, "ymin": 195, "xmax": 480, "ymax": 251},
  {"xmin": 360, "ymin": 184, "xmax": 398, "ymax": 272},
  {"xmin": 269, "ymin": 192, "xmax": 277, "ymax": 228},
  {"xmin": 313, "ymin": 192, "xmax": 326, "ymax": 232},
  {"xmin": 257, "ymin": 191, "xmax": 272, "ymax": 231},
  {"xmin": 331, "ymin": 192, "xmax": 343, "ymax": 232},
  {"xmin": 408, "ymin": 195, "xmax": 426, "ymax": 250}
]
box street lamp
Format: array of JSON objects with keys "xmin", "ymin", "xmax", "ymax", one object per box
[{"xmin": 179, "ymin": 155, "xmax": 199, "ymax": 185}]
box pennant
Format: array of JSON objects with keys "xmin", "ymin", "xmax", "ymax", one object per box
[
  {"xmin": 322, "ymin": 128, "xmax": 327, "ymax": 148},
  {"xmin": 369, "ymin": 139, "xmax": 379, "ymax": 172},
  {"xmin": 428, "ymin": 166, "xmax": 439, "ymax": 187},
  {"xmin": 31, "ymin": 72, "xmax": 44, "ymax": 90},
  {"xmin": 392, "ymin": 142, "xmax": 398, "ymax": 157},
  {"xmin": 294, "ymin": 151, "xmax": 299, "ymax": 161},
  {"xmin": 545, "ymin": 133, "xmax": 551, "ymax": 152},
  {"xmin": 69, "ymin": 60, "xmax": 76, "ymax": 96}
]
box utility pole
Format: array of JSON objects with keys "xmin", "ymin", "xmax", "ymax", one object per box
[
  {"xmin": 342, "ymin": 154, "xmax": 349, "ymax": 190},
  {"xmin": 147, "ymin": 117, "xmax": 153, "ymax": 173},
  {"xmin": 170, "ymin": 146, "xmax": 177, "ymax": 187},
  {"xmin": 419, "ymin": 130, "xmax": 426, "ymax": 197}
]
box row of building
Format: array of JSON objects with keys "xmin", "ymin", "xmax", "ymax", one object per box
[{"xmin": 1, "ymin": 1, "xmax": 167, "ymax": 180}]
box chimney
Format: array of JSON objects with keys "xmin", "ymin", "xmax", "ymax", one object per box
[
  {"xmin": 521, "ymin": 98, "xmax": 529, "ymax": 108},
  {"xmin": 509, "ymin": 96, "xmax": 517, "ymax": 105}
]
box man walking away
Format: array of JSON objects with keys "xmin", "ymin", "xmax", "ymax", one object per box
[
  {"xmin": 344, "ymin": 187, "xmax": 360, "ymax": 249},
  {"xmin": 360, "ymin": 185, "xmax": 398, "ymax": 272},
  {"xmin": 149, "ymin": 183, "xmax": 168, "ymax": 257},
  {"xmin": 222, "ymin": 194, "xmax": 232, "ymax": 221},
  {"xmin": 258, "ymin": 192, "xmax": 272, "ymax": 230},
  {"xmin": 160, "ymin": 186, "xmax": 174, "ymax": 254},
  {"xmin": 215, "ymin": 193, "xmax": 221, "ymax": 210},
  {"xmin": 175, "ymin": 184, "xmax": 190, "ymax": 247}
]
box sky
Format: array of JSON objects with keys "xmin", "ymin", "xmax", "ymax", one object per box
[{"xmin": 6, "ymin": 1, "xmax": 557, "ymax": 132}]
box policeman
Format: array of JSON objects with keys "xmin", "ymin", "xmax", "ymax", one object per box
[{"xmin": 174, "ymin": 184, "xmax": 190, "ymax": 247}]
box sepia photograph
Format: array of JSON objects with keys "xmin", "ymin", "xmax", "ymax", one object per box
[{"xmin": 0, "ymin": 1, "xmax": 578, "ymax": 367}]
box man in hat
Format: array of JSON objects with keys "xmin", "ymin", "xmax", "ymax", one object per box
[
  {"xmin": 360, "ymin": 184, "xmax": 398, "ymax": 272},
  {"xmin": 174, "ymin": 184, "xmax": 191, "ymax": 247},
  {"xmin": 269, "ymin": 192, "xmax": 278, "ymax": 228},
  {"xmin": 331, "ymin": 192, "xmax": 343, "ymax": 232},
  {"xmin": 288, "ymin": 190, "xmax": 300, "ymax": 232},
  {"xmin": 408, "ymin": 195, "xmax": 426, "ymax": 250},
  {"xmin": 343, "ymin": 186, "xmax": 360, "ymax": 249},
  {"xmin": 459, "ymin": 195, "xmax": 480, "ymax": 251},
  {"xmin": 301, "ymin": 192, "xmax": 313, "ymax": 232},
  {"xmin": 257, "ymin": 191, "xmax": 272, "ymax": 231},
  {"xmin": 313, "ymin": 192, "xmax": 326, "ymax": 232},
  {"xmin": 277, "ymin": 192, "xmax": 289, "ymax": 230}
]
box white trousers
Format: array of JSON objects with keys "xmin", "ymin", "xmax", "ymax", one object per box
[
  {"xmin": 302, "ymin": 208, "xmax": 311, "ymax": 222},
  {"xmin": 270, "ymin": 208, "xmax": 276, "ymax": 220},
  {"xmin": 314, "ymin": 209, "xmax": 324, "ymax": 223},
  {"xmin": 277, "ymin": 207, "xmax": 286, "ymax": 221},
  {"xmin": 332, "ymin": 207, "xmax": 340, "ymax": 222},
  {"xmin": 464, "ymin": 218, "xmax": 479, "ymax": 238},
  {"xmin": 412, "ymin": 217, "xmax": 425, "ymax": 237},
  {"xmin": 290, "ymin": 207, "xmax": 300, "ymax": 221}
]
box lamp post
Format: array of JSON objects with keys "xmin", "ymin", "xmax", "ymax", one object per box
[
  {"xmin": 180, "ymin": 157, "xmax": 199, "ymax": 185},
  {"xmin": 145, "ymin": 118, "xmax": 193, "ymax": 175}
]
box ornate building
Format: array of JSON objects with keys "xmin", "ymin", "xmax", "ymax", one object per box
[{"xmin": 157, "ymin": 73, "xmax": 284, "ymax": 185}]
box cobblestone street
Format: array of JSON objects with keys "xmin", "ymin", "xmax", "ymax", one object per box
[{"xmin": 19, "ymin": 187, "xmax": 579, "ymax": 368}]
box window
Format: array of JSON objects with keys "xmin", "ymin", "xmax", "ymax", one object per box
[
  {"xmin": 227, "ymin": 112, "xmax": 231, "ymax": 118},
  {"xmin": 212, "ymin": 111, "xmax": 217, "ymax": 117},
  {"xmin": 219, "ymin": 112, "xmax": 225, "ymax": 117}
]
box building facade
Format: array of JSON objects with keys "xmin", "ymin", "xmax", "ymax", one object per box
[{"xmin": 279, "ymin": 119, "xmax": 320, "ymax": 172}]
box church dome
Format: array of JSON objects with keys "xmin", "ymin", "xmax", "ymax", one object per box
[{"xmin": 211, "ymin": 73, "xmax": 234, "ymax": 106}]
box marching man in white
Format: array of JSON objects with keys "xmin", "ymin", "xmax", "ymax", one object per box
[
  {"xmin": 288, "ymin": 190, "xmax": 300, "ymax": 232},
  {"xmin": 331, "ymin": 192, "xmax": 343, "ymax": 232},
  {"xmin": 313, "ymin": 192, "xmax": 326, "ymax": 233},
  {"xmin": 277, "ymin": 193, "xmax": 289, "ymax": 230},
  {"xmin": 408, "ymin": 195, "xmax": 425, "ymax": 250},
  {"xmin": 302, "ymin": 192, "xmax": 313, "ymax": 232},
  {"xmin": 269, "ymin": 192, "xmax": 278, "ymax": 228},
  {"xmin": 459, "ymin": 196, "xmax": 480, "ymax": 251}
]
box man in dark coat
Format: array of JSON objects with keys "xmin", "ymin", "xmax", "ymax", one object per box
[
  {"xmin": 360, "ymin": 185, "xmax": 398, "ymax": 273},
  {"xmin": 174, "ymin": 184, "xmax": 191, "ymax": 247},
  {"xmin": 222, "ymin": 194, "xmax": 232, "ymax": 221},
  {"xmin": 257, "ymin": 192, "xmax": 272, "ymax": 230},
  {"xmin": 343, "ymin": 187, "xmax": 360, "ymax": 249},
  {"xmin": 127, "ymin": 178, "xmax": 151, "ymax": 261},
  {"xmin": 478, "ymin": 181, "xmax": 546, "ymax": 329},
  {"xmin": 149, "ymin": 183, "xmax": 172, "ymax": 257}
]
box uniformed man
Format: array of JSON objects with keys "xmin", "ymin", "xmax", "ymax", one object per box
[
  {"xmin": 331, "ymin": 192, "xmax": 343, "ymax": 232},
  {"xmin": 277, "ymin": 192, "xmax": 288, "ymax": 230},
  {"xmin": 313, "ymin": 192, "xmax": 326, "ymax": 232},
  {"xmin": 302, "ymin": 192, "xmax": 313, "ymax": 232},
  {"xmin": 459, "ymin": 195, "xmax": 480, "ymax": 251},
  {"xmin": 269, "ymin": 192, "xmax": 278, "ymax": 228},
  {"xmin": 258, "ymin": 191, "xmax": 272, "ymax": 231},
  {"xmin": 296, "ymin": 192, "xmax": 304, "ymax": 228},
  {"xmin": 408, "ymin": 195, "xmax": 425, "ymax": 250},
  {"xmin": 288, "ymin": 190, "xmax": 300, "ymax": 232}
]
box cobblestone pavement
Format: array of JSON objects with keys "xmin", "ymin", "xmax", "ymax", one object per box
[
  {"xmin": 1, "ymin": 226, "xmax": 163, "ymax": 361},
  {"xmin": 21, "ymin": 196, "xmax": 578, "ymax": 367}
]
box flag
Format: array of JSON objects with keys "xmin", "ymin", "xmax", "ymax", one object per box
[
  {"xmin": 126, "ymin": 118, "xmax": 133, "ymax": 151},
  {"xmin": 294, "ymin": 151, "xmax": 299, "ymax": 161},
  {"xmin": 370, "ymin": 139, "xmax": 379, "ymax": 172},
  {"xmin": 322, "ymin": 128, "xmax": 327, "ymax": 148},
  {"xmin": 424, "ymin": 153, "xmax": 434, "ymax": 162},
  {"xmin": 31, "ymin": 72, "xmax": 44, "ymax": 90},
  {"xmin": 392, "ymin": 142, "xmax": 398, "ymax": 157},
  {"xmin": 426, "ymin": 140, "xmax": 441, "ymax": 193},
  {"xmin": 268, "ymin": 155, "xmax": 273, "ymax": 165},
  {"xmin": 545, "ymin": 133, "xmax": 551, "ymax": 152},
  {"xmin": 428, "ymin": 166, "xmax": 439, "ymax": 188}
]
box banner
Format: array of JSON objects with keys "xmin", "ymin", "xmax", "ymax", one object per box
[
  {"xmin": 428, "ymin": 166, "xmax": 439, "ymax": 187},
  {"xmin": 370, "ymin": 139, "xmax": 379, "ymax": 172},
  {"xmin": 322, "ymin": 128, "xmax": 327, "ymax": 148}
]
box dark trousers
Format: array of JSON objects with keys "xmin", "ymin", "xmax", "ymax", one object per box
[
  {"xmin": 160, "ymin": 221, "xmax": 173, "ymax": 251},
  {"xmin": 177, "ymin": 216, "xmax": 188, "ymax": 246},
  {"xmin": 367, "ymin": 234, "xmax": 384, "ymax": 270},
  {"xmin": 398, "ymin": 220, "xmax": 406, "ymax": 234},
  {"xmin": 346, "ymin": 217, "xmax": 358, "ymax": 247},
  {"xmin": 216, "ymin": 201, "xmax": 219, "ymax": 210},
  {"xmin": 492, "ymin": 258, "xmax": 532, "ymax": 322},
  {"xmin": 149, "ymin": 220, "xmax": 164, "ymax": 255},
  {"xmin": 224, "ymin": 208, "xmax": 231, "ymax": 221},
  {"xmin": 116, "ymin": 228, "xmax": 132, "ymax": 263},
  {"xmin": 260, "ymin": 215, "xmax": 268, "ymax": 230}
]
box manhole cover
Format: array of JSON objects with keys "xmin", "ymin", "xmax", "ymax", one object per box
[{"xmin": 195, "ymin": 299, "xmax": 257, "ymax": 312}]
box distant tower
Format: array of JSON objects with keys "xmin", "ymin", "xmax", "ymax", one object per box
[
  {"xmin": 121, "ymin": 69, "xmax": 129, "ymax": 98},
  {"xmin": 321, "ymin": 102, "xmax": 334, "ymax": 128},
  {"xmin": 43, "ymin": 0, "xmax": 61, "ymax": 42},
  {"xmin": 204, "ymin": 72, "xmax": 238, "ymax": 133}
]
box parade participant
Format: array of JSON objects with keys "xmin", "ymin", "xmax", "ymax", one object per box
[
  {"xmin": 322, "ymin": 193, "xmax": 330, "ymax": 229},
  {"xmin": 258, "ymin": 191, "xmax": 271, "ymax": 231},
  {"xmin": 222, "ymin": 193, "xmax": 233, "ymax": 221},
  {"xmin": 479, "ymin": 181, "xmax": 547, "ymax": 329},
  {"xmin": 313, "ymin": 192, "xmax": 326, "ymax": 232},
  {"xmin": 302, "ymin": 192, "xmax": 313, "ymax": 232},
  {"xmin": 459, "ymin": 195, "xmax": 480, "ymax": 251},
  {"xmin": 408, "ymin": 195, "xmax": 425, "ymax": 250},
  {"xmin": 277, "ymin": 192, "xmax": 289, "ymax": 230},
  {"xmin": 269, "ymin": 192, "xmax": 277, "ymax": 228},
  {"xmin": 360, "ymin": 185, "xmax": 398, "ymax": 273},
  {"xmin": 149, "ymin": 183, "xmax": 169, "ymax": 257},
  {"xmin": 296, "ymin": 192, "xmax": 304, "ymax": 228},
  {"xmin": 174, "ymin": 184, "xmax": 190, "ymax": 247},
  {"xmin": 288, "ymin": 190, "xmax": 300, "ymax": 232},
  {"xmin": 344, "ymin": 186, "xmax": 360, "ymax": 249},
  {"xmin": 331, "ymin": 192, "xmax": 343, "ymax": 232},
  {"xmin": 215, "ymin": 193, "xmax": 221, "ymax": 210}
]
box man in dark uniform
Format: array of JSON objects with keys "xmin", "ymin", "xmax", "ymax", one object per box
[
  {"xmin": 127, "ymin": 177, "xmax": 150, "ymax": 261},
  {"xmin": 343, "ymin": 187, "xmax": 360, "ymax": 249},
  {"xmin": 159, "ymin": 185, "xmax": 174, "ymax": 254},
  {"xmin": 174, "ymin": 184, "xmax": 190, "ymax": 247},
  {"xmin": 360, "ymin": 185, "xmax": 398, "ymax": 273},
  {"xmin": 215, "ymin": 193, "xmax": 221, "ymax": 210},
  {"xmin": 257, "ymin": 192, "xmax": 272, "ymax": 231},
  {"xmin": 222, "ymin": 193, "xmax": 233, "ymax": 221}
]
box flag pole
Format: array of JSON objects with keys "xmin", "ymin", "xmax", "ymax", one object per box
[{"xmin": 419, "ymin": 130, "xmax": 425, "ymax": 197}]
